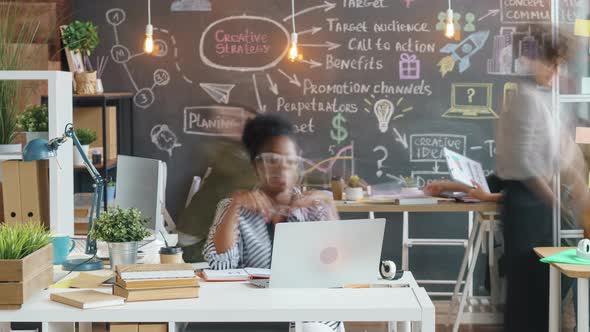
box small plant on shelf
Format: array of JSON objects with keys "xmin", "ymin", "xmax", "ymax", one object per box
[
  {"xmin": 75, "ymin": 128, "xmax": 96, "ymax": 146},
  {"xmin": 17, "ymin": 104, "xmax": 48, "ymax": 133}
]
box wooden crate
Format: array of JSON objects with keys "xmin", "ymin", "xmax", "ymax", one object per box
[
  {"xmin": 0, "ymin": 265, "xmax": 52, "ymax": 307},
  {"xmin": 0, "ymin": 243, "xmax": 53, "ymax": 282}
]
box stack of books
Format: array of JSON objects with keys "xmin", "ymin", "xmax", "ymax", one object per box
[{"xmin": 113, "ymin": 264, "xmax": 199, "ymax": 302}]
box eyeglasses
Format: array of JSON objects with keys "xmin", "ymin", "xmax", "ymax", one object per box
[{"xmin": 255, "ymin": 152, "xmax": 301, "ymax": 168}]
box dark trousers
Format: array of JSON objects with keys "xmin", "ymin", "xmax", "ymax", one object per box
[{"xmin": 502, "ymin": 181, "xmax": 553, "ymax": 332}]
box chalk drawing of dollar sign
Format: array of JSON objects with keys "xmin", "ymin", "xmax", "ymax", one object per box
[{"xmin": 330, "ymin": 113, "xmax": 348, "ymax": 144}]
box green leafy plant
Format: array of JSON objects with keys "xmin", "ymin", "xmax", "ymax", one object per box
[
  {"xmin": 0, "ymin": 3, "xmax": 43, "ymax": 144},
  {"xmin": 75, "ymin": 128, "xmax": 96, "ymax": 145},
  {"xmin": 348, "ymin": 175, "xmax": 367, "ymax": 189},
  {"xmin": 61, "ymin": 20, "xmax": 99, "ymax": 71},
  {"xmin": 403, "ymin": 176, "xmax": 418, "ymax": 188},
  {"xmin": 17, "ymin": 104, "xmax": 48, "ymax": 132},
  {"xmin": 90, "ymin": 207, "xmax": 150, "ymax": 243},
  {"xmin": 0, "ymin": 222, "xmax": 51, "ymax": 260}
]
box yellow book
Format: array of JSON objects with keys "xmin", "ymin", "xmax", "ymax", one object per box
[{"xmin": 50, "ymin": 290, "xmax": 124, "ymax": 309}]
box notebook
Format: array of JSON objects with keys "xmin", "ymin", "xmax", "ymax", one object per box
[
  {"xmin": 115, "ymin": 275, "xmax": 199, "ymax": 289},
  {"xmin": 443, "ymin": 148, "xmax": 490, "ymax": 193},
  {"xmin": 50, "ymin": 290, "xmax": 125, "ymax": 309},
  {"xmin": 113, "ymin": 284, "xmax": 200, "ymax": 302},
  {"xmin": 201, "ymin": 268, "xmax": 271, "ymax": 281},
  {"xmin": 116, "ymin": 264, "xmax": 196, "ymax": 280}
]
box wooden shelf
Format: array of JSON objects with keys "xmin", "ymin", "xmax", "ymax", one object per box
[{"xmin": 74, "ymin": 158, "xmax": 117, "ymax": 172}]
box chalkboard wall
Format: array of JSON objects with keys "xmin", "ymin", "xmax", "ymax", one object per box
[{"xmin": 74, "ymin": 0, "xmax": 577, "ymax": 290}]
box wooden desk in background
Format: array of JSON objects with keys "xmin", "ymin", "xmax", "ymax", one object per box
[
  {"xmin": 535, "ymin": 247, "xmax": 590, "ymax": 332},
  {"xmin": 335, "ymin": 201, "xmax": 501, "ymax": 332}
]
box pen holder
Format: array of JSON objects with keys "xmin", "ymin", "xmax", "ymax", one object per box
[{"xmin": 159, "ymin": 246, "xmax": 184, "ymax": 264}]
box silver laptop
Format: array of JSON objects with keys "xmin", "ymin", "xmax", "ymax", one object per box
[{"xmin": 252, "ymin": 219, "xmax": 385, "ymax": 288}]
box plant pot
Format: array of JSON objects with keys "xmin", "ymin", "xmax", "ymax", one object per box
[
  {"xmin": 74, "ymin": 71, "xmax": 97, "ymax": 95},
  {"xmin": 345, "ymin": 187, "xmax": 364, "ymax": 201},
  {"xmin": 106, "ymin": 186, "xmax": 116, "ymax": 204},
  {"xmin": 74, "ymin": 145, "xmax": 90, "ymax": 166},
  {"xmin": 0, "ymin": 143, "xmax": 22, "ymax": 156},
  {"xmin": 107, "ymin": 241, "xmax": 139, "ymax": 270},
  {"xmin": 0, "ymin": 244, "xmax": 53, "ymax": 309},
  {"xmin": 25, "ymin": 132, "xmax": 48, "ymax": 144}
]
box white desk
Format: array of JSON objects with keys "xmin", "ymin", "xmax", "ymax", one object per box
[
  {"xmin": 335, "ymin": 201, "xmax": 501, "ymax": 332},
  {"xmin": 0, "ymin": 283, "xmax": 435, "ymax": 332},
  {"xmin": 0, "ymin": 278, "xmax": 434, "ymax": 332}
]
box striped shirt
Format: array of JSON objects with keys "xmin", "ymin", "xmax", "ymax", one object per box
[{"xmin": 203, "ymin": 195, "xmax": 342, "ymax": 332}]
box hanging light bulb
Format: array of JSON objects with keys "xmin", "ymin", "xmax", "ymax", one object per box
[
  {"xmin": 288, "ymin": 32, "xmax": 299, "ymax": 62},
  {"xmin": 144, "ymin": 0, "xmax": 153, "ymax": 54},
  {"xmin": 287, "ymin": 0, "xmax": 302, "ymax": 61},
  {"xmin": 445, "ymin": 0, "xmax": 454, "ymax": 39},
  {"xmin": 144, "ymin": 24, "xmax": 154, "ymax": 54}
]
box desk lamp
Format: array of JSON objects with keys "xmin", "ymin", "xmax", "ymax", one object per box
[{"xmin": 23, "ymin": 123, "xmax": 104, "ymax": 271}]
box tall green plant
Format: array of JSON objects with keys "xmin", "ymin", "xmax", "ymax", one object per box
[
  {"xmin": 0, "ymin": 222, "xmax": 51, "ymax": 260},
  {"xmin": 0, "ymin": 3, "xmax": 42, "ymax": 144}
]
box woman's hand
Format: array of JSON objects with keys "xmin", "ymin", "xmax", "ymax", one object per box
[
  {"xmin": 423, "ymin": 182, "xmax": 445, "ymax": 196},
  {"xmin": 231, "ymin": 190, "xmax": 274, "ymax": 220},
  {"xmin": 468, "ymin": 181, "xmax": 492, "ymax": 201},
  {"xmin": 291, "ymin": 190, "xmax": 339, "ymax": 220}
]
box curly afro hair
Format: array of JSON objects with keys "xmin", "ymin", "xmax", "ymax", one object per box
[{"xmin": 242, "ymin": 114, "xmax": 295, "ymax": 161}]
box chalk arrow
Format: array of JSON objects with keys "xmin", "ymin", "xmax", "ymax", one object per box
[
  {"xmin": 266, "ymin": 73, "xmax": 278, "ymax": 95},
  {"xmin": 478, "ymin": 9, "xmax": 500, "ymax": 22},
  {"xmin": 300, "ymin": 58, "xmax": 323, "ymax": 69},
  {"xmin": 300, "ymin": 41, "xmax": 341, "ymax": 51},
  {"xmin": 283, "ymin": 1, "xmax": 336, "ymax": 22},
  {"xmin": 252, "ymin": 74, "xmax": 266, "ymax": 113},
  {"xmin": 385, "ymin": 174, "xmax": 404, "ymax": 184},
  {"xmin": 299, "ymin": 26, "xmax": 323, "ymax": 36},
  {"xmin": 392, "ymin": 128, "xmax": 408, "ymax": 149},
  {"xmin": 278, "ymin": 69, "xmax": 301, "ymax": 87},
  {"xmin": 433, "ymin": 162, "xmax": 440, "ymax": 173}
]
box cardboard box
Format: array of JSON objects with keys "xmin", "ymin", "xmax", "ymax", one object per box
[
  {"xmin": 2, "ymin": 160, "xmax": 49, "ymax": 227},
  {"xmin": 110, "ymin": 323, "xmax": 138, "ymax": 332},
  {"xmin": 138, "ymin": 323, "xmax": 167, "ymax": 332},
  {"xmin": 73, "ymin": 106, "xmax": 118, "ymax": 162}
]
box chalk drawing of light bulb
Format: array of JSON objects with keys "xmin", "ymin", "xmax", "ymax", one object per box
[{"xmin": 374, "ymin": 99, "xmax": 395, "ymax": 133}]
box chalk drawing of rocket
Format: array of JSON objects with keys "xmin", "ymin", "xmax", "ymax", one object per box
[{"xmin": 438, "ymin": 30, "xmax": 490, "ymax": 77}]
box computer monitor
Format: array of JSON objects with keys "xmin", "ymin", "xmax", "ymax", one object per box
[{"xmin": 115, "ymin": 155, "xmax": 165, "ymax": 236}]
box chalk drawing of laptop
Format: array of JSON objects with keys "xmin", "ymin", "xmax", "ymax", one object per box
[
  {"xmin": 251, "ymin": 219, "xmax": 385, "ymax": 288},
  {"xmin": 443, "ymin": 83, "xmax": 498, "ymax": 119}
]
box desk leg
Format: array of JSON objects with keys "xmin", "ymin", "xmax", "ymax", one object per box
[
  {"xmin": 42, "ymin": 322, "xmax": 75, "ymax": 332},
  {"xmin": 395, "ymin": 321, "xmax": 410, "ymax": 332},
  {"xmin": 548, "ymin": 266, "xmax": 561, "ymax": 332},
  {"xmin": 79, "ymin": 322, "xmax": 92, "ymax": 332},
  {"xmin": 578, "ymin": 278, "xmax": 589, "ymax": 332},
  {"xmin": 448, "ymin": 218, "xmax": 481, "ymax": 326},
  {"xmin": 402, "ymin": 212, "xmax": 409, "ymax": 271},
  {"xmin": 413, "ymin": 287, "xmax": 435, "ymax": 332},
  {"xmin": 0, "ymin": 322, "xmax": 10, "ymax": 332},
  {"xmin": 452, "ymin": 220, "xmax": 484, "ymax": 332}
]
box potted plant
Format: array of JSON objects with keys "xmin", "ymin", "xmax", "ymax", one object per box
[
  {"xmin": 106, "ymin": 178, "xmax": 116, "ymax": 205},
  {"xmin": 0, "ymin": 3, "xmax": 42, "ymax": 155},
  {"xmin": 17, "ymin": 104, "xmax": 49, "ymax": 144},
  {"xmin": 0, "ymin": 222, "xmax": 53, "ymax": 308},
  {"xmin": 89, "ymin": 207, "xmax": 150, "ymax": 270},
  {"xmin": 74, "ymin": 128, "xmax": 96, "ymax": 166},
  {"xmin": 345, "ymin": 175, "xmax": 366, "ymax": 201},
  {"xmin": 61, "ymin": 20, "xmax": 99, "ymax": 95}
]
